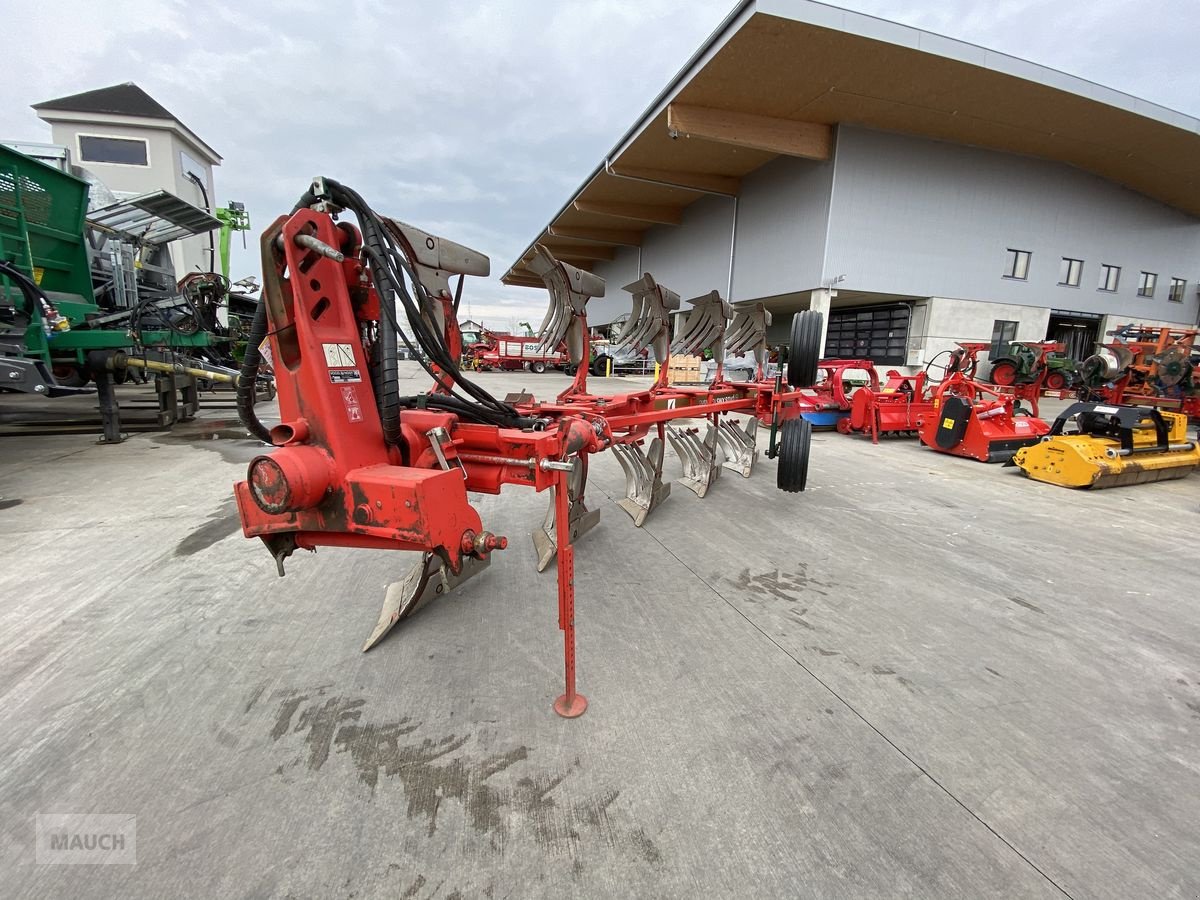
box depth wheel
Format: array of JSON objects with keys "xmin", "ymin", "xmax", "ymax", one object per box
[
  {"xmin": 777, "ymin": 416, "xmax": 812, "ymax": 493},
  {"xmin": 787, "ymin": 310, "xmax": 823, "ymax": 388}
]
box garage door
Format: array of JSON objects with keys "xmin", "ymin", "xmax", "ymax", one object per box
[{"xmin": 822, "ymin": 304, "xmax": 910, "ymax": 365}]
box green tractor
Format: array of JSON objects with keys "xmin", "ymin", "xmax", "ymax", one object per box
[{"xmin": 987, "ymin": 341, "xmax": 1077, "ymax": 390}]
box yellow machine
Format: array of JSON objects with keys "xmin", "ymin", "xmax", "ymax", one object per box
[{"xmin": 1013, "ymin": 402, "xmax": 1200, "ymax": 489}]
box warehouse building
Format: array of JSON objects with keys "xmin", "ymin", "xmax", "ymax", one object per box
[{"xmin": 502, "ymin": 0, "xmax": 1200, "ymax": 369}]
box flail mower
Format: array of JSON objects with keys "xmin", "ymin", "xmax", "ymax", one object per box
[
  {"xmin": 233, "ymin": 178, "xmax": 826, "ymax": 718},
  {"xmin": 1014, "ymin": 402, "xmax": 1199, "ymax": 488},
  {"xmin": 916, "ymin": 370, "xmax": 1049, "ymax": 463}
]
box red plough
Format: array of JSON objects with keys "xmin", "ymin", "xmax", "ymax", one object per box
[{"xmin": 233, "ymin": 179, "xmax": 825, "ymax": 718}]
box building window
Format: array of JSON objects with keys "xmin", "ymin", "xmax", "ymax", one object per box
[
  {"xmin": 823, "ymin": 304, "xmax": 910, "ymax": 366},
  {"xmin": 1137, "ymin": 272, "xmax": 1157, "ymax": 298},
  {"xmin": 1169, "ymin": 278, "xmax": 1187, "ymax": 303},
  {"xmin": 78, "ymin": 135, "xmax": 149, "ymax": 166},
  {"xmin": 990, "ymin": 320, "xmax": 1019, "ymax": 355},
  {"xmin": 1003, "ymin": 249, "xmax": 1031, "ymax": 280},
  {"xmin": 1098, "ymin": 264, "xmax": 1121, "ymax": 292},
  {"xmin": 1059, "ymin": 258, "xmax": 1083, "ymax": 287}
]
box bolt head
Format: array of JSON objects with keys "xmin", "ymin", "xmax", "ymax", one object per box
[{"xmin": 34, "ymin": 384, "xmax": 46, "ymax": 393}]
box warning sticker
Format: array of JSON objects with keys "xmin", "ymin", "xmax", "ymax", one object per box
[
  {"xmin": 341, "ymin": 385, "xmax": 363, "ymax": 423},
  {"xmin": 329, "ymin": 368, "xmax": 362, "ymax": 384},
  {"xmin": 941, "ymin": 417, "xmax": 954, "ymax": 429},
  {"xmin": 323, "ymin": 343, "xmax": 356, "ymax": 367}
]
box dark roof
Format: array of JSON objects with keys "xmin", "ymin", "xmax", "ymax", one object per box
[
  {"xmin": 33, "ymin": 83, "xmax": 175, "ymax": 120},
  {"xmin": 32, "ymin": 82, "xmax": 221, "ymax": 161}
]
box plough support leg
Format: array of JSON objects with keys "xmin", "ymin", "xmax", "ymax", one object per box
[
  {"xmin": 552, "ymin": 468, "xmax": 587, "ymax": 718},
  {"xmin": 532, "ymin": 458, "xmax": 601, "ymax": 572},
  {"xmin": 716, "ymin": 416, "xmax": 758, "ymax": 478},
  {"xmin": 363, "ymin": 551, "xmax": 492, "ymax": 652},
  {"xmin": 668, "ymin": 423, "xmax": 722, "ymax": 498},
  {"xmin": 612, "ymin": 436, "xmax": 671, "ymax": 526}
]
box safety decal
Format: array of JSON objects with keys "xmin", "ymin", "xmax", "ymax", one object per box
[
  {"xmin": 341, "ymin": 385, "xmax": 363, "ymax": 423},
  {"xmin": 323, "ymin": 343, "xmax": 356, "ymax": 367}
]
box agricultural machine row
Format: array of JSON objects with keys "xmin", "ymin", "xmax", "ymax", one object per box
[
  {"xmin": 0, "ymin": 143, "xmax": 269, "ymax": 438},
  {"xmin": 232, "ymin": 179, "xmax": 1200, "ymax": 716}
]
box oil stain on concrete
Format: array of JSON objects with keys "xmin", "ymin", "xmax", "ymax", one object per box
[
  {"xmin": 262, "ymin": 686, "xmax": 663, "ymax": 866},
  {"xmin": 175, "ymin": 500, "xmax": 242, "ymax": 557}
]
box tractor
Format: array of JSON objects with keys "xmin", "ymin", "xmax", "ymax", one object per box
[{"xmin": 986, "ymin": 341, "xmax": 1076, "ymax": 390}]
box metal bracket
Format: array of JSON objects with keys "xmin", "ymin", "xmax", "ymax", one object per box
[{"xmin": 427, "ymin": 426, "xmax": 467, "ymax": 478}]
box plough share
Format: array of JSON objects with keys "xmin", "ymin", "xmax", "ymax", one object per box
[{"xmin": 233, "ymin": 180, "xmax": 825, "ymax": 718}]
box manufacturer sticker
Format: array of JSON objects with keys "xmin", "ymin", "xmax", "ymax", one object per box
[
  {"xmin": 329, "ymin": 368, "xmax": 362, "ymax": 384},
  {"xmin": 322, "ymin": 343, "xmax": 356, "ymax": 367}
]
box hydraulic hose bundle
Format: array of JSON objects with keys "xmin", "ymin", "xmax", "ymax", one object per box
[
  {"xmin": 299, "ymin": 179, "xmax": 532, "ymax": 432},
  {"xmin": 238, "ymin": 180, "xmax": 538, "ymax": 443}
]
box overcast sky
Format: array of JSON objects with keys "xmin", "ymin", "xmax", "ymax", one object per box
[{"xmin": 2, "ymin": 0, "xmax": 1197, "ymax": 330}]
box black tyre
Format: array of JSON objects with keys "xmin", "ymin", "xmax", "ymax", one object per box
[
  {"xmin": 777, "ymin": 416, "xmax": 812, "ymax": 493},
  {"xmin": 531, "ymin": 360, "xmax": 546, "ymax": 374},
  {"xmin": 787, "ymin": 310, "xmax": 823, "ymax": 388},
  {"xmin": 591, "ymin": 356, "xmax": 610, "ymax": 377}
]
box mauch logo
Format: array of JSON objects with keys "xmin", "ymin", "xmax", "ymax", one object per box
[{"xmin": 36, "ymin": 814, "xmax": 136, "ymax": 865}]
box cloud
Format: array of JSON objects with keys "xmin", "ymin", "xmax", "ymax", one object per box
[{"xmin": 1, "ymin": 0, "xmax": 1197, "ymax": 326}]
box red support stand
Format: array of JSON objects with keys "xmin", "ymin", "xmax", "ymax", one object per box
[{"xmin": 552, "ymin": 468, "xmax": 587, "ymax": 718}]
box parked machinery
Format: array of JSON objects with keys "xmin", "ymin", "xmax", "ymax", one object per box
[
  {"xmin": 0, "ymin": 143, "xmax": 269, "ymax": 438},
  {"xmin": 1014, "ymin": 402, "xmax": 1199, "ymax": 488},
  {"xmin": 840, "ymin": 369, "xmax": 930, "ymax": 440},
  {"xmin": 1078, "ymin": 325, "xmax": 1199, "ymax": 419},
  {"xmin": 234, "ymin": 178, "xmax": 828, "ymax": 718},
  {"xmin": 916, "ymin": 369, "xmax": 1049, "ymax": 463},
  {"xmin": 839, "ymin": 342, "xmax": 983, "ymax": 441},
  {"xmin": 986, "ymin": 340, "xmax": 1076, "ymax": 390}
]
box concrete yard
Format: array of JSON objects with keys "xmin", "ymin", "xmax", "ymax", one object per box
[{"xmin": 1, "ymin": 363, "xmax": 1199, "ymax": 899}]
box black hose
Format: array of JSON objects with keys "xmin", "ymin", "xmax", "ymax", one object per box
[
  {"xmin": 237, "ymin": 300, "xmax": 273, "ymax": 443},
  {"xmin": 376, "ymin": 279, "xmax": 402, "ymax": 444},
  {"xmin": 292, "ymin": 179, "xmax": 528, "ymax": 430},
  {"xmin": 185, "ymin": 172, "xmax": 217, "ymax": 274}
]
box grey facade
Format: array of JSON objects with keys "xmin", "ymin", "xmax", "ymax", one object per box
[
  {"xmin": 826, "ymin": 126, "xmax": 1200, "ymax": 322},
  {"xmin": 585, "ymin": 124, "xmax": 1200, "ymax": 368}
]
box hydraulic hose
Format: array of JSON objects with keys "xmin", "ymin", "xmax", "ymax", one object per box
[
  {"xmin": 237, "ymin": 300, "xmax": 273, "ymax": 443},
  {"xmin": 375, "ymin": 282, "xmax": 402, "ymax": 444}
]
